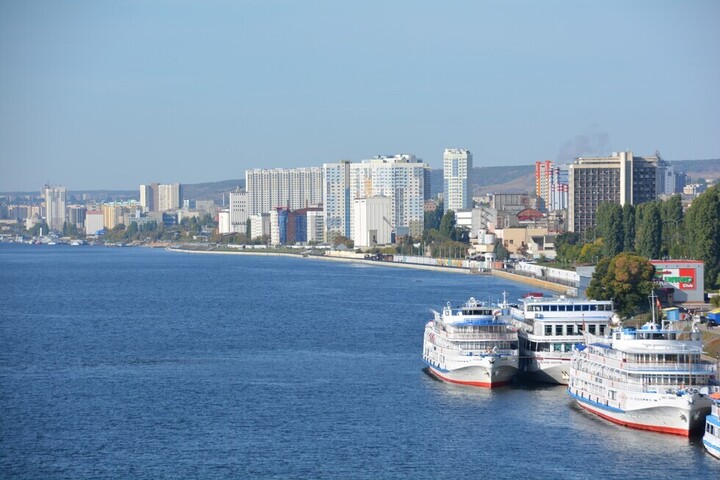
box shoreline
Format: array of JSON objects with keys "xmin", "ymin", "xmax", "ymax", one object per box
[
  {"xmin": 168, "ymin": 246, "xmax": 477, "ymax": 274},
  {"xmin": 168, "ymin": 247, "xmax": 576, "ymax": 291}
]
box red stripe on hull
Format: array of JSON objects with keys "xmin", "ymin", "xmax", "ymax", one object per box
[
  {"xmin": 577, "ymin": 401, "xmax": 689, "ymax": 437},
  {"xmin": 428, "ymin": 367, "xmax": 510, "ymax": 388}
]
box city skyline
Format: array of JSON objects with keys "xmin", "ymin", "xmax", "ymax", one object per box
[{"xmin": 2, "ymin": 1, "xmax": 719, "ymax": 192}]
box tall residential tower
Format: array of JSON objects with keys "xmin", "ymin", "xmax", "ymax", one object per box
[
  {"xmin": 245, "ymin": 167, "xmax": 323, "ymax": 216},
  {"xmin": 443, "ymin": 148, "xmax": 472, "ymax": 211},
  {"xmin": 42, "ymin": 184, "xmax": 67, "ymax": 231}
]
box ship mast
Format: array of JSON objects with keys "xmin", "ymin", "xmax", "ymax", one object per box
[{"xmin": 649, "ymin": 290, "xmax": 659, "ymax": 326}]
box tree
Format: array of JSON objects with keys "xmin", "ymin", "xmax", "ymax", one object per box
[
  {"xmin": 683, "ymin": 185, "xmax": 720, "ymax": 289},
  {"xmin": 439, "ymin": 209, "xmax": 456, "ymax": 240},
  {"xmin": 586, "ymin": 252, "xmax": 656, "ymax": 318},
  {"xmin": 424, "ymin": 202, "xmax": 443, "ymax": 232},
  {"xmin": 30, "ymin": 220, "xmax": 50, "ymax": 237},
  {"xmin": 493, "ymin": 240, "xmax": 509, "ymax": 261},
  {"xmin": 578, "ymin": 240, "xmax": 603, "ymax": 264},
  {"xmin": 711, "ymin": 295, "xmax": 720, "ymax": 309},
  {"xmin": 555, "ymin": 231, "xmax": 582, "ymax": 264},
  {"xmin": 62, "ymin": 221, "xmax": 78, "ymax": 237},
  {"xmin": 431, "ymin": 240, "xmax": 468, "ymax": 259},
  {"xmin": 635, "ymin": 202, "xmax": 661, "ymax": 259},
  {"xmin": 660, "ymin": 195, "xmax": 683, "ymax": 258},
  {"xmin": 621, "ymin": 204, "xmax": 636, "ymax": 252},
  {"xmin": 127, "ymin": 221, "xmax": 139, "ymax": 238},
  {"xmin": 596, "ymin": 202, "xmax": 623, "ymax": 257}
]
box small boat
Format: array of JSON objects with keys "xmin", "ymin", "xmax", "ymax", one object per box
[
  {"xmin": 423, "ymin": 293, "xmax": 519, "ymax": 388},
  {"xmin": 704, "ymin": 392, "xmax": 720, "ymax": 459}
]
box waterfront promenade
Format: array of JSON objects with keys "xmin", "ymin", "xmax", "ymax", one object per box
[{"xmin": 170, "ymin": 245, "xmax": 575, "ymax": 292}]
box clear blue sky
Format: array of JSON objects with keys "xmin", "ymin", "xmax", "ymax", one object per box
[{"xmin": 1, "ymin": 0, "xmax": 718, "ymax": 191}]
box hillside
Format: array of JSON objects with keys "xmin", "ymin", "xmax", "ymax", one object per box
[
  {"xmin": 181, "ymin": 179, "xmax": 245, "ymax": 203},
  {"xmin": 670, "ymin": 159, "xmax": 720, "ymax": 182},
  {"xmin": 429, "ymin": 165, "xmax": 535, "ymax": 197}
]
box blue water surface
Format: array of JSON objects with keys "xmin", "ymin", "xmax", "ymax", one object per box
[{"xmin": 1, "ymin": 244, "xmax": 718, "ymax": 479}]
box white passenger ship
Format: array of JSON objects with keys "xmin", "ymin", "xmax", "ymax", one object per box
[
  {"xmin": 568, "ymin": 299, "xmax": 715, "ymax": 436},
  {"xmin": 423, "ymin": 295, "xmax": 519, "ymax": 388},
  {"xmin": 510, "ymin": 294, "xmax": 615, "ymax": 384},
  {"xmin": 703, "ymin": 392, "xmax": 720, "ymax": 459}
]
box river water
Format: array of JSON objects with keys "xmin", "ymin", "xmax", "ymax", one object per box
[{"xmin": 1, "ymin": 244, "xmax": 717, "ymax": 479}]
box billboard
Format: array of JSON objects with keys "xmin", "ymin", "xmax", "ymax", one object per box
[
  {"xmin": 651, "ymin": 260, "xmax": 704, "ymax": 303},
  {"xmin": 655, "ymin": 267, "xmax": 696, "ymax": 290}
]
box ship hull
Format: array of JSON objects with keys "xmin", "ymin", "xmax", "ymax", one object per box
[
  {"xmin": 705, "ymin": 434, "xmax": 720, "ymax": 460},
  {"xmin": 425, "ymin": 363, "xmax": 517, "ymax": 388},
  {"xmin": 568, "ymin": 388, "xmax": 711, "ymax": 436},
  {"xmin": 520, "ymin": 355, "xmax": 571, "ymax": 384},
  {"xmin": 704, "ymin": 409, "xmax": 720, "ymax": 459}
]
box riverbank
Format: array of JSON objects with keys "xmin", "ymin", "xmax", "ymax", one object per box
[
  {"xmin": 491, "ymin": 269, "xmax": 577, "ymax": 295},
  {"xmin": 169, "ymin": 246, "xmax": 481, "ymax": 275}
]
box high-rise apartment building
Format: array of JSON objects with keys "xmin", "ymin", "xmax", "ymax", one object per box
[
  {"xmin": 67, "ymin": 205, "xmax": 87, "ymax": 229},
  {"xmin": 157, "ymin": 183, "xmax": 181, "ymax": 212},
  {"xmin": 306, "ymin": 209, "xmax": 325, "ymax": 244},
  {"xmin": 549, "ymin": 165, "xmax": 569, "ymax": 212},
  {"xmin": 323, "ymin": 161, "xmax": 352, "ymax": 242},
  {"xmin": 443, "ymin": 149, "xmax": 473, "ymax": 211},
  {"xmin": 245, "ymin": 167, "xmax": 323, "ymax": 216},
  {"xmin": 323, "ymin": 155, "xmax": 428, "ymax": 242},
  {"xmin": 139, "ymin": 183, "xmax": 159, "ymax": 212},
  {"xmin": 228, "ymin": 188, "xmax": 249, "ymax": 234},
  {"xmin": 568, "ymin": 151, "xmax": 665, "ymax": 234},
  {"xmin": 249, "ymin": 213, "xmax": 270, "ymax": 241},
  {"xmin": 85, "ymin": 210, "xmax": 104, "ymax": 235},
  {"xmin": 349, "ymin": 154, "xmax": 428, "ymax": 239},
  {"xmin": 140, "ymin": 183, "xmax": 180, "ymax": 212},
  {"xmin": 535, "ymin": 160, "xmax": 552, "ymax": 211},
  {"xmin": 42, "ymin": 184, "xmax": 67, "ymax": 231},
  {"xmin": 535, "ymin": 161, "xmax": 569, "ymax": 212}
]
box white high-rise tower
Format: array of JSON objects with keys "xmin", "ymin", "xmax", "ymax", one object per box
[
  {"xmin": 443, "ymin": 148, "xmax": 472, "ymax": 211},
  {"xmin": 42, "ymin": 184, "xmax": 67, "ymax": 231}
]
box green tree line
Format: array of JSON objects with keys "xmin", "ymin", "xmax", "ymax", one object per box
[{"xmin": 558, "ymin": 186, "xmax": 720, "ymax": 289}]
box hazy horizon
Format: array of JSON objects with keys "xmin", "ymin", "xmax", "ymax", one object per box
[{"xmin": 2, "ymin": 1, "xmax": 719, "ymax": 191}]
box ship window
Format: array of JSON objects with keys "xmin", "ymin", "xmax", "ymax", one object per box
[
  {"xmin": 567, "ymin": 325, "xmax": 575, "ymax": 335},
  {"xmin": 559, "ymin": 305, "xmax": 566, "ymax": 312},
  {"xmin": 599, "ymin": 325, "xmax": 606, "ymax": 335},
  {"xmin": 551, "ymin": 305, "xmax": 558, "ymax": 312},
  {"xmin": 555, "ymin": 325, "xmax": 563, "ymax": 336},
  {"xmin": 582, "ymin": 304, "xmax": 590, "ymax": 311},
  {"xmin": 588, "ymin": 325, "xmax": 596, "ymax": 335},
  {"xmin": 545, "ymin": 325, "xmax": 552, "ymax": 335}
]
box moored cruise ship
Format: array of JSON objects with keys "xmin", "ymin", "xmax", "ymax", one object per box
[
  {"xmin": 568, "ymin": 301, "xmax": 716, "ymax": 436},
  {"xmin": 703, "ymin": 392, "xmax": 720, "ymax": 459},
  {"xmin": 510, "ymin": 294, "xmax": 615, "ymax": 384},
  {"xmin": 423, "ymin": 295, "xmax": 519, "ymax": 388}
]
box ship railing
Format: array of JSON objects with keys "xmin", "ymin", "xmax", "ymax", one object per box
[
  {"xmin": 442, "ymin": 332, "xmax": 518, "ymax": 341},
  {"xmin": 459, "ymin": 349, "xmax": 518, "ymax": 357},
  {"xmin": 619, "ymin": 363, "xmax": 717, "ymax": 374},
  {"xmin": 526, "ymin": 333, "xmax": 583, "ymax": 342},
  {"xmin": 584, "ymin": 352, "xmax": 716, "ymax": 373},
  {"xmin": 571, "ymin": 370, "xmax": 712, "ymax": 394}
]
